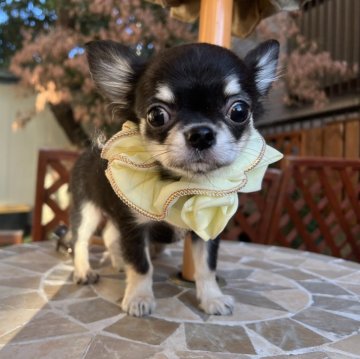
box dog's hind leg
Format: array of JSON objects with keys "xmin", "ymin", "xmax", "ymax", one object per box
[
  {"xmin": 102, "ymin": 220, "xmax": 124, "ymax": 271},
  {"xmin": 191, "ymin": 233, "xmax": 234, "ymax": 315},
  {"xmin": 72, "ymin": 201, "xmax": 102, "ymax": 284}
]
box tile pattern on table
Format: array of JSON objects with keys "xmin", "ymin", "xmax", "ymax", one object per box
[
  {"xmin": 247, "ymin": 317, "xmax": 329, "ymax": 351},
  {"xmin": 0, "ymin": 311, "xmax": 87, "ymax": 344},
  {"xmin": 0, "ymin": 334, "xmax": 93, "ymax": 359},
  {"xmin": 184, "ymin": 323, "xmax": 256, "ymax": 354},
  {"xmin": 85, "ymin": 334, "xmax": 159, "ymax": 359},
  {"xmin": 0, "ymin": 240, "xmax": 359, "ymax": 358},
  {"xmin": 293, "ymin": 307, "xmax": 360, "ymax": 339},
  {"xmin": 0, "ymin": 291, "xmax": 48, "ymax": 311},
  {"xmin": 0, "ymin": 274, "xmax": 41, "ymax": 289},
  {"xmin": 105, "ymin": 316, "xmax": 180, "ymax": 346}
]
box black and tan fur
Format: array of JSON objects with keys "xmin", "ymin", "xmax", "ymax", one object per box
[{"xmin": 69, "ymin": 40, "xmax": 279, "ymax": 317}]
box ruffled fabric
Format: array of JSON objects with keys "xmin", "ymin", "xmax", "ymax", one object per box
[{"xmin": 101, "ymin": 121, "xmax": 283, "ymax": 240}]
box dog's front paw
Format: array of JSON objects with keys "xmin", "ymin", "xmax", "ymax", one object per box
[
  {"xmin": 74, "ymin": 269, "xmax": 99, "ymax": 285},
  {"xmin": 200, "ymin": 295, "xmax": 234, "ymax": 315},
  {"xmin": 122, "ymin": 295, "xmax": 156, "ymax": 317}
]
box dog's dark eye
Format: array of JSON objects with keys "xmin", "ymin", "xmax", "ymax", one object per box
[
  {"xmin": 147, "ymin": 107, "xmax": 170, "ymax": 127},
  {"xmin": 227, "ymin": 101, "xmax": 250, "ymax": 123}
]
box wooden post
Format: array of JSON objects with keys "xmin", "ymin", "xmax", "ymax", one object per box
[
  {"xmin": 182, "ymin": 0, "xmax": 234, "ymax": 282},
  {"xmin": 198, "ymin": 0, "xmax": 234, "ymax": 48},
  {"xmin": 182, "ymin": 232, "xmax": 196, "ymax": 281}
]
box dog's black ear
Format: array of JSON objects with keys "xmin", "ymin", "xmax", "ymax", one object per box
[
  {"xmin": 86, "ymin": 40, "xmax": 144, "ymax": 106},
  {"xmin": 244, "ymin": 40, "xmax": 280, "ymax": 96}
]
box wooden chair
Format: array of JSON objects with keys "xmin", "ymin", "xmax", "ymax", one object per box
[
  {"xmin": 0, "ymin": 230, "xmax": 24, "ymax": 246},
  {"xmin": 268, "ymin": 156, "xmax": 360, "ymax": 261},
  {"xmin": 223, "ymin": 168, "xmax": 282, "ymax": 243},
  {"xmin": 32, "ymin": 149, "xmax": 79, "ymax": 241}
]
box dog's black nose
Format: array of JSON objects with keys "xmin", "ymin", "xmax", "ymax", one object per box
[{"xmin": 185, "ymin": 126, "xmax": 216, "ymax": 150}]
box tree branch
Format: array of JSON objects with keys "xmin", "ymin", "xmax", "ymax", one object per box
[{"xmin": 49, "ymin": 102, "xmax": 90, "ymax": 148}]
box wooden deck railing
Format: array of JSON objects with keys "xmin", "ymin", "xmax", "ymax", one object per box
[
  {"xmin": 265, "ymin": 117, "xmax": 360, "ymax": 161},
  {"xmin": 32, "ymin": 149, "xmax": 79, "ymax": 242},
  {"xmin": 31, "ymin": 149, "xmax": 360, "ymax": 262},
  {"xmin": 268, "ymin": 156, "xmax": 360, "ymax": 262}
]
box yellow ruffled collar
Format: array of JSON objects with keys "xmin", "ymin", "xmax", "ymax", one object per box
[{"xmin": 101, "ymin": 121, "xmax": 283, "ymax": 240}]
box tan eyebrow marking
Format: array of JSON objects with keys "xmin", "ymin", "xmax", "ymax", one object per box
[
  {"xmin": 155, "ymin": 84, "xmax": 175, "ymax": 103},
  {"xmin": 224, "ymin": 75, "xmax": 241, "ymax": 96}
]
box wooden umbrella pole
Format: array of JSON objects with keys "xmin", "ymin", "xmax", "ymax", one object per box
[
  {"xmin": 182, "ymin": 0, "xmax": 234, "ymax": 282},
  {"xmin": 198, "ymin": 0, "xmax": 234, "ymax": 48}
]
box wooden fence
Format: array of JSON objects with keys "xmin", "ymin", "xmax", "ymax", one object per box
[{"xmin": 265, "ymin": 118, "xmax": 360, "ymax": 163}]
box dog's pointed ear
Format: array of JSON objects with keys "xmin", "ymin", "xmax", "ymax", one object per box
[
  {"xmin": 86, "ymin": 40, "xmax": 144, "ymax": 106},
  {"xmin": 244, "ymin": 40, "xmax": 280, "ymax": 95}
]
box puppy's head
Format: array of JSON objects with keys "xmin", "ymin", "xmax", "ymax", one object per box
[{"xmin": 87, "ymin": 40, "xmax": 279, "ymax": 178}]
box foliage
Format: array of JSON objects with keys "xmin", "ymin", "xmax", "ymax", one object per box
[
  {"xmin": 7, "ymin": 0, "xmax": 195, "ymax": 141},
  {"xmin": 256, "ymin": 12, "xmax": 357, "ymax": 108},
  {"xmin": 6, "ymin": 2, "xmax": 357, "ymax": 142},
  {"xmin": 0, "ymin": 0, "xmax": 57, "ymax": 68}
]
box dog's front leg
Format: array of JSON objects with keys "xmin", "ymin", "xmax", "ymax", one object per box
[
  {"xmin": 120, "ymin": 227, "xmax": 155, "ymax": 317},
  {"xmin": 191, "ymin": 233, "xmax": 234, "ymax": 315}
]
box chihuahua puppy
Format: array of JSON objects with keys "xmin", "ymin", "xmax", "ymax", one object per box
[{"xmin": 69, "ymin": 39, "xmax": 279, "ymax": 317}]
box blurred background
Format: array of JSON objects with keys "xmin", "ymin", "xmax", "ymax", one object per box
[{"xmin": 0, "ymin": 0, "xmax": 359, "ymax": 248}]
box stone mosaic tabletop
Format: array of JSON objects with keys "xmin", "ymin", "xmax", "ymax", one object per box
[{"xmin": 0, "ymin": 240, "xmax": 360, "ymax": 358}]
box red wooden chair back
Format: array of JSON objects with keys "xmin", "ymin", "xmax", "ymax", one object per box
[
  {"xmin": 32, "ymin": 149, "xmax": 79, "ymax": 241},
  {"xmin": 268, "ymin": 156, "xmax": 360, "ymax": 261},
  {"xmin": 223, "ymin": 168, "xmax": 282, "ymax": 243}
]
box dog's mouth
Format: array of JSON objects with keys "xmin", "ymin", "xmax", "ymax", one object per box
[
  {"xmin": 175, "ymin": 163, "xmax": 217, "ymax": 175},
  {"xmin": 166, "ymin": 152, "xmax": 231, "ymax": 177}
]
